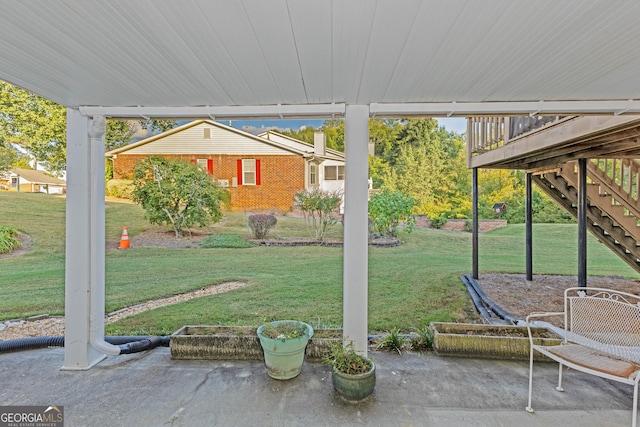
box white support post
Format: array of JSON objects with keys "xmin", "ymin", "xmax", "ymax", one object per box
[
  {"xmin": 62, "ymin": 110, "xmax": 119, "ymax": 370},
  {"xmin": 343, "ymin": 105, "xmax": 370, "ymax": 356}
]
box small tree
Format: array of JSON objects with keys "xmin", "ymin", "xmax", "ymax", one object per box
[
  {"xmin": 132, "ymin": 157, "xmax": 229, "ymax": 237},
  {"xmin": 294, "ymin": 189, "xmax": 342, "ymax": 241},
  {"xmin": 368, "ymin": 189, "xmax": 416, "ymax": 237}
]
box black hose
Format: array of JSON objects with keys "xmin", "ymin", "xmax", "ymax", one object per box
[
  {"xmin": 462, "ymin": 274, "xmax": 522, "ymax": 324},
  {"xmin": 0, "ymin": 335, "xmax": 170, "ymax": 354},
  {"xmin": 0, "ymin": 336, "xmax": 64, "ymax": 352},
  {"xmin": 459, "ymin": 275, "xmax": 494, "ymax": 322},
  {"xmin": 118, "ymin": 336, "xmax": 168, "ymax": 354}
]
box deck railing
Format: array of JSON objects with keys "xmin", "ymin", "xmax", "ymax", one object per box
[
  {"xmin": 467, "ymin": 116, "xmax": 565, "ymax": 158},
  {"xmin": 589, "ymin": 158, "xmax": 640, "ymax": 218}
]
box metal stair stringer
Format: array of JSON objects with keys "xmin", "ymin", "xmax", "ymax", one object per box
[{"xmin": 532, "ymin": 172, "xmax": 640, "ymax": 274}]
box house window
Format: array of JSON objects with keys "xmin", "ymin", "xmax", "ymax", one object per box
[
  {"xmin": 324, "ymin": 165, "xmax": 345, "ymax": 180},
  {"xmin": 236, "ymin": 158, "xmax": 260, "ymax": 185},
  {"xmin": 242, "ymin": 159, "xmax": 256, "ymax": 185},
  {"xmin": 309, "ymin": 164, "xmax": 317, "ymax": 186},
  {"xmin": 196, "ymin": 158, "xmax": 214, "ymax": 175},
  {"xmin": 196, "ymin": 159, "xmax": 208, "ymax": 170}
]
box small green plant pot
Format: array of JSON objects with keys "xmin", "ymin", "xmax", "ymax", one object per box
[
  {"xmin": 332, "ymin": 360, "xmax": 376, "ymax": 402},
  {"xmin": 257, "ymin": 320, "xmax": 314, "ymax": 380}
]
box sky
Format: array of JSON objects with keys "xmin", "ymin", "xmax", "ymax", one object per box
[{"xmin": 223, "ymin": 117, "xmax": 467, "ymax": 136}]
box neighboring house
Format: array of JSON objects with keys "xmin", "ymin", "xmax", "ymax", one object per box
[
  {"xmin": 0, "ymin": 168, "xmax": 66, "ymax": 194},
  {"xmin": 105, "ymin": 120, "xmax": 345, "ymax": 212}
]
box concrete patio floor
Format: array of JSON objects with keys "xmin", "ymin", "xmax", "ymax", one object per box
[{"xmin": 0, "ymin": 347, "xmax": 633, "ymax": 426}]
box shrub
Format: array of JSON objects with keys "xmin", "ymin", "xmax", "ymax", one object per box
[
  {"xmin": 248, "ymin": 214, "xmax": 277, "ymax": 239},
  {"xmin": 464, "ymin": 219, "xmax": 473, "ymax": 232},
  {"xmin": 0, "ymin": 226, "xmax": 20, "ymax": 254},
  {"xmin": 293, "ymin": 189, "xmax": 342, "ymax": 241},
  {"xmin": 430, "ymin": 216, "xmax": 447, "ymax": 229},
  {"xmin": 368, "ymin": 189, "xmax": 416, "ymax": 237},
  {"xmin": 106, "ymin": 179, "xmax": 134, "ymax": 199}
]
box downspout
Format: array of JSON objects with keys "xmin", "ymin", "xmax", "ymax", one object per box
[
  {"xmin": 89, "ymin": 115, "xmax": 121, "ymax": 356},
  {"xmin": 526, "ymin": 172, "xmax": 533, "ymax": 281}
]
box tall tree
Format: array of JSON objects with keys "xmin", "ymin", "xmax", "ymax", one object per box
[
  {"xmin": 380, "ymin": 118, "xmax": 462, "ymax": 218},
  {"xmin": 0, "ymin": 81, "xmax": 66, "ymax": 175},
  {"xmin": 139, "ymin": 119, "xmax": 177, "ymax": 134},
  {"xmin": 0, "ymin": 80, "xmax": 177, "ymax": 174},
  {"xmin": 322, "ymin": 119, "xmax": 345, "ymax": 151},
  {"xmin": 0, "ymin": 142, "xmax": 17, "ymax": 174},
  {"xmin": 105, "ymin": 120, "xmax": 136, "ymax": 151}
]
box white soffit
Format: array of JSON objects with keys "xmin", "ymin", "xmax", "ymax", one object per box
[{"xmin": 0, "ymin": 0, "xmax": 639, "ymax": 115}]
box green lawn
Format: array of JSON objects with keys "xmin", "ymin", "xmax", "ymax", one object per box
[{"xmin": 0, "ymin": 192, "xmax": 637, "ymax": 336}]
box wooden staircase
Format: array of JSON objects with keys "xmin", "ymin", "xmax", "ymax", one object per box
[{"xmin": 533, "ymin": 159, "xmax": 640, "ymax": 273}]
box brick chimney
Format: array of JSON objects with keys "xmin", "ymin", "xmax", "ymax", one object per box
[{"xmin": 314, "ymin": 131, "xmax": 326, "ymax": 156}]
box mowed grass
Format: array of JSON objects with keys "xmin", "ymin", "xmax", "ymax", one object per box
[{"xmin": 0, "ymin": 192, "xmax": 637, "ymax": 336}]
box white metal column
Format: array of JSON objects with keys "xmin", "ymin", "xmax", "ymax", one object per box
[
  {"xmin": 343, "ymin": 105, "xmax": 370, "ymax": 355},
  {"xmin": 62, "ymin": 110, "xmax": 119, "ymax": 370}
]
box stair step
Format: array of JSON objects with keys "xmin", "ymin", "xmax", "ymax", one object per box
[{"xmin": 533, "ymin": 169, "xmax": 640, "ymax": 273}]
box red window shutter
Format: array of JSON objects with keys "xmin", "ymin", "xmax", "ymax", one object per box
[
  {"xmin": 190, "ymin": 159, "xmax": 196, "ymax": 164},
  {"xmin": 207, "ymin": 159, "xmax": 213, "ymax": 175},
  {"xmin": 237, "ymin": 159, "xmax": 243, "ymax": 185},
  {"xmin": 256, "ymin": 159, "xmax": 261, "ymax": 185}
]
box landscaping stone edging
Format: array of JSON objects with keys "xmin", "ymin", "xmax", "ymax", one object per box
[
  {"xmin": 251, "ymin": 237, "xmax": 400, "ymax": 247},
  {"xmin": 414, "ymin": 217, "xmax": 507, "ymax": 233}
]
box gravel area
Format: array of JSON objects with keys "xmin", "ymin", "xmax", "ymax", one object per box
[
  {"xmin": 0, "ymin": 281, "xmax": 247, "ymax": 340},
  {"xmin": 475, "ymin": 273, "xmax": 640, "ymax": 321}
]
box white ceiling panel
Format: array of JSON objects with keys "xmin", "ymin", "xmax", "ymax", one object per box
[
  {"xmin": 0, "ymin": 0, "xmax": 639, "ymax": 114},
  {"xmin": 330, "ymin": 0, "xmax": 376, "ymax": 103},
  {"xmin": 286, "ymin": 0, "xmax": 333, "ymax": 104},
  {"xmin": 241, "ymin": 0, "xmax": 307, "ymax": 104},
  {"xmin": 353, "ymin": 0, "xmax": 421, "ymax": 104}
]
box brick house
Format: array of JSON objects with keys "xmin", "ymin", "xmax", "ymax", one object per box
[{"xmin": 105, "ymin": 120, "xmax": 345, "ymax": 212}]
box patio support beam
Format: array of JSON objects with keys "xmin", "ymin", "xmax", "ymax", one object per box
[
  {"xmin": 472, "ymin": 168, "xmax": 479, "ymax": 279},
  {"xmin": 62, "ymin": 110, "xmax": 120, "ymax": 371},
  {"xmin": 79, "ymin": 104, "xmax": 346, "ymax": 120},
  {"xmin": 526, "ymin": 172, "xmax": 533, "ymax": 281},
  {"xmin": 370, "ymin": 100, "xmax": 640, "ymax": 116},
  {"xmin": 577, "ymin": 158, "xmax": 588, "ymax": 288},
  {"xmin": 343, "ymin": 104, "xmax": 370, "ymax": 356}
]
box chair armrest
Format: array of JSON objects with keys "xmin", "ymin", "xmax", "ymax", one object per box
[
  {"xmin": 526, "ymin": 312, "xmax": 564, "ymax": 323},
  {"xmin": 526, "ymin": 312, "xmax": 565, "ymax": 344}
]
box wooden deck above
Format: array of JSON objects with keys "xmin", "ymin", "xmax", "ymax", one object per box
[{"xmin": 468, "ymin": 115, "xmax": 640, "ymax": 171}]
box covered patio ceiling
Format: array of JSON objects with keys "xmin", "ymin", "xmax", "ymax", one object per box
[{"xmin": 1, "ymin": 0, "xmax": 640, "ymax": 117}]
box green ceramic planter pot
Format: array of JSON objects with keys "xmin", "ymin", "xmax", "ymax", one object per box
[
  {"xmin": 332, "ymin": 360, "xmax": 376, "ymax": 402},
  {"xmin": 257, "ymin": 320, "xmax": 314, "ymax": 380}
]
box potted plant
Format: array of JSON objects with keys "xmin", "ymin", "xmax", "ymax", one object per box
[
  {"xmin": 323, "ymin": 341, "xmax": 376, "ymax": 402},
  {"xmin": 256, "ymin": 320, "xmax": 314, "ymax": 380}
]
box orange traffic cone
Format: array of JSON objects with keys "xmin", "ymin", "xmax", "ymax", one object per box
[{"xmin": 119, "ymin": 226, "xmax": 130, "ymax": 249}]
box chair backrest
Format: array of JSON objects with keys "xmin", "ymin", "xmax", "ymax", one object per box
[{"xmin": 564, "ymin": 287, "xmax": 640, "ymax": 363}]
